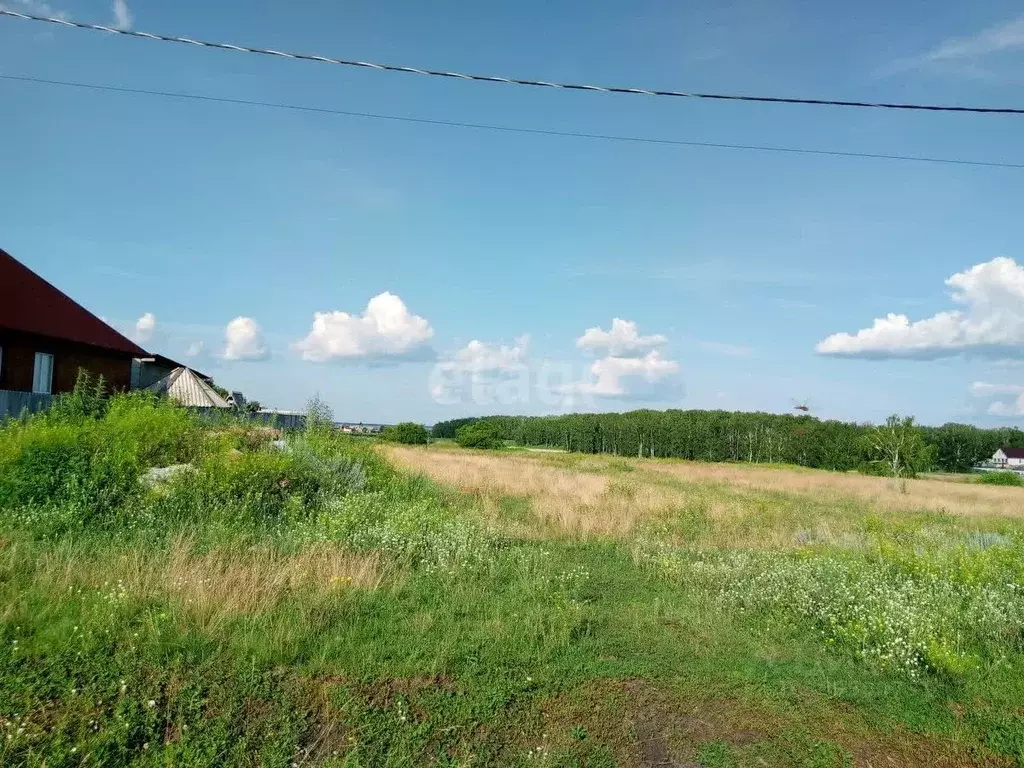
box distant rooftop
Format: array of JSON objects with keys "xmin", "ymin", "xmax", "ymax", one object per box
[{"xmin": 146, "ymin": 367, "xmax": 230, "ymax": 408}]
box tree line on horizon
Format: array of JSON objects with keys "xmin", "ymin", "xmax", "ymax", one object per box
[{"xmin": 430, "ymin": 410, "xmax": 1024, "ymax": 474}]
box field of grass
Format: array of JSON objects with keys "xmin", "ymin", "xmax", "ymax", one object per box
[{"xmin": 3, "ymin": 396, "xmax": 1024, "ymax": 766}]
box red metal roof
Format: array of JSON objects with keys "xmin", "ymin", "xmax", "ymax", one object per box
[
  {"xmin": 0, "ymin": 247, "xmax": 148, "ymax": 357},
  {"xmin": 1000, "ymin": 447, "xmax": 1024, "ymax": 460}
]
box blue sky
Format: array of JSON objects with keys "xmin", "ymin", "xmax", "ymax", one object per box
[{"xmin": 2, "ymin": 0, "xmax": 1023, "ymax": 424}]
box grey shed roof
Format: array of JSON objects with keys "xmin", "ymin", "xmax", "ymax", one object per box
[{"xmin": 145, "ymin": 367, "xmax": 231, "ymax": 408}]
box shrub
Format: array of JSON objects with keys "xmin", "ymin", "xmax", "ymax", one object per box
[
  {"xmin": 456, "ymin": 420, "xmax": 504, "ymax": 450},
  {"xmin": 0, "ymin": 391, "xmax": 204, "ymax": 535},
  {"xmin": 380, "ymin": 422, "xmax": 429, "ymax": 445},
  {"xmin": 977, "ymin": 471, "xmax": 1024, "ymax": 487},
  {"xmin": 137, "ymin": 432, "xmax": 374, "ymax": 532},
  {"xmin": 305, "ymin": 394, "xmax": 335, "ymax": 434},
  {"xmin": 99, "ymin": 393, "xmax": 203, "ymax": 467},
  {"xmin": 0, "ymin": 426, "xmax": 138, "ymax": 515},
  {"xmin": 48, "ymin": 369, "xmax": 109, "ymax": 420},
  {"xmin": 0, "ymin": 429, "xmax": 142, "ymax": 536},
  {"xmin": 290, "ymin": 441, "xmax": 367, "ymax": 499}
]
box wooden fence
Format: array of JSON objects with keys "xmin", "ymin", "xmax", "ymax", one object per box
[
  {"xmin": 192, "ymin": 407, "xmax": 306, "ymax": 431},
  {"xmin": 0, "ymin": 390, "xmax": 305, "ymax": 430},
  {"xmin": 0, "ymin": 390, "xmax": 53, "ymax": 420}
]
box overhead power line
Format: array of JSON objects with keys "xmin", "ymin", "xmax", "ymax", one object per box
[
  {"xmin": 2, "ymin": 9, "xmax": 1023, "ymax": 115},
  {"xmin": 4, "ymin": 73, "xmax": 1022, "ymax": 169}
]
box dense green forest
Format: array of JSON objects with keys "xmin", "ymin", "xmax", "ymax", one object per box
[{"xmin": 431, "ymin": 410, "xmax": 1024, "ymax": 473}]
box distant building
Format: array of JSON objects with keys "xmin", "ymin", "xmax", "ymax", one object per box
[
  {"xmin": 131, "ymin": 354, "xmax": 212, "ymax": 390},
  {"xmin": 339, "ymin": 422, "xmax": 385, "ymax": 435},
  {"xmin": 145, "ymin": 367, "xmax": 231, "ymax": 408},
  {"xmin": 0, "ymin": 247, "xmax": 148, "ymax": 395},
  {"xmin": 991, "ymin": 447, "xmax": 1024, "ymax": 469}
]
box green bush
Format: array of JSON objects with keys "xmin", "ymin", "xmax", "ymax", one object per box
[
  {"xmin": 380, "ymin": 422, "xmax": 429, "ymax": 445},
  {"xmin": 977, "ymin": 471, "xmax": 1024, "ymax": 487},
  {"xmin": 0, "ymin": 389, "xmax": 205, "ymax": 535},
  {"xmin": 0, "ymin": 420, "xmax": 139, "ymax": 533},
  {"xmin": 48, "ymin": 369, "xmax": 109, "ymax": 420},
  {"xmin": 456, "ymin": 420, "xmax": 505, "ymax": 449},
  {"xmin": 154, "ymin": 446, "xmax": 367, "ymax": 527},
  {"xmin": 301, "ymin": 430, "xmax": 396, "ymax": 492}
]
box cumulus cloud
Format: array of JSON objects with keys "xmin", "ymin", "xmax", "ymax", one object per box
[
  {"xmin": 112, "ymin": 0, "xmax": 131, "ymax": 29},
  {"xmin": 562, "ymin": 351, "xmax": 681, "ymax": 399},
  {"xmin": 295, "ymin": 292, "xmax": 433, "ymax": 363},
  {"xmin": 988, "ymin": 399, "xmax": 1024, "ymax": 417},
  {"xmin": 134, "ymin": 312, "xmax": 155, "ymax": 343},
  {"xmin": 442, "ymin": 335, "xmax": 529, "ymax": 375},
  {"xmin": 563, "ymin": 319, "xmax": 681, "ymax": 400},
  {"xmin": 430, "ymin": 335, "xmax": 530, "ymax": 404},
  {"xmin": 184, "ymin": 341, "xmax": 205, "ymax": 359},
  {"xmin": 223, "ymin": 317, "xmax": 269, "ymax": 361},
  {"xmin": 577, "ymin": 318, "xmax": 666, "ymax": 357},
  {"xmin": 969, "ymin": 380, "xmax": 1024, "ymax": 417},
  {"xmin": 816, "ymin": 257, "xmax": 1024, "ymax": 360}
]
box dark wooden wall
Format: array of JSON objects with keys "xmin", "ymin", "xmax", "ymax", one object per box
[{"xmin": 0, "ymin": 330, "xmax": 133, "ymax": 394}]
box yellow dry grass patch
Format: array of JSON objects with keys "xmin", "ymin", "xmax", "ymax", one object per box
[
  {"xmin": 386, "ymin": 446, "xmax": 1024, "ymax": 547},
  {"xmin": 641, "ymin": 459, "xmax": 1024, "ymax": 519},
  {"xmin": 384, "ymin": 446, "xmax": 679, "ymax": 537},
  {"xmin": 26, "ymin": 538, "xmax": 385, "ymax": 629}
]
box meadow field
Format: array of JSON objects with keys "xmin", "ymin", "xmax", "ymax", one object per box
[{"xmin": 3, "ymin": 395, "xmax": 1024, "ymax": 766}]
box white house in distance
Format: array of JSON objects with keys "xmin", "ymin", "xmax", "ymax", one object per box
[{"xmin": 991, "ymin": 447, "xmax": 1024, "ymax": 469}]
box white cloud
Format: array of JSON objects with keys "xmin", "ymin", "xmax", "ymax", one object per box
[
  {"xmin": 564, "ymin": 319, "xmax": 681, "ymax": 399},
  {"xmin": 969, "ymin": 381, "xmax": 1024, "ymax": 417},
  {"xmin": 562, "ymin": 350, "xmax": 681, "ymax": 399},
  {"xmin": 295, "ymin": 292, "xmax": 433, "ymax": 363},
  {"xmin": 441, "ymin": 335, "xmax": 529, "ymax": 375},
  {"xmin": 970, "ymin": 381, "xmax": 1024, "ymax": 397},
  {"xmin": 134, "ymin": 312, "xmax": 155, "ymax": 343},
  {"xmin": 429, "ymin": 335, "xmax": 530, "ymax": 403},
  {"xmin": 891, "ymin": 15, "xmax": 1024, "ymax": 77},
  {"xmin": 988, "ymin": 398, "xmax": 1024, "ymax": 417},
  {"xmin": 816, "ymin": 257, "xmax": 1024, "ymax": 360},
  {"xmin": 111, "ymin": 0, "xmax": 131, "ymax": 29},
  {"xmin": 577, "ymin": 318, "xmax": 667, "ymax": 357},
  {"xmin": 922, "ymin": 15, "xmax": 1024, "ymax": 64},
  {"xmin": 223, "ymin": 317, "xmax": 269, "ymax": 361},
  {"xmin": 1, "ymin": 0, "xmax": 70, "ymax": 21},
  {"xmin": 184, "ymin": 341, "xmax": 205, "ymax": 358}
]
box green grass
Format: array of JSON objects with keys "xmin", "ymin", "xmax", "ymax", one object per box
[{"xmin": 2, "ymin": 392, "xmax": 1024, "ymax": 766}]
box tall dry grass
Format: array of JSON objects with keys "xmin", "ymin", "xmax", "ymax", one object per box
[
  {"xmin": 640, "ymin": 459, "xmax": 1024, "ymax": 519},
  {"xmin": 17, "ymin": 537, "xmax": 385, "ymax": 631},
  {"xmin": 384, "ymin": 446, "xmax": 680, "ymax": 537},
  {"xmin": 385, "ymin": 446, "xmax": 1024, "ymax": 546}
]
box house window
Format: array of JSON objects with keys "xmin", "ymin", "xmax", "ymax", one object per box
[{"xmin": 32, "ymin": 352, "xmax": 54, "ymax": 394}]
